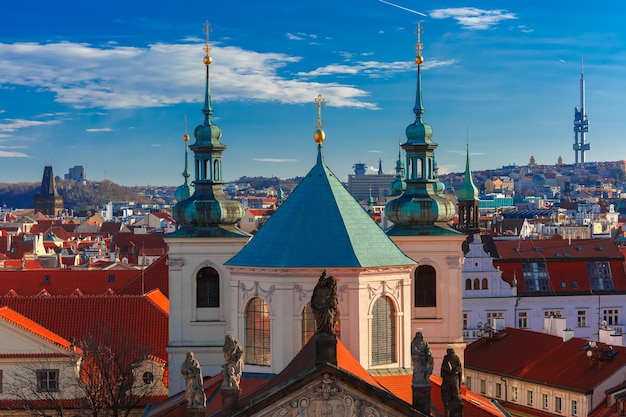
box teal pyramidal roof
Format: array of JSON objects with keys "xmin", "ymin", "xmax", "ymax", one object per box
[{"xmin": 226, "ymin": 147, "xmax": 416, "ymax": 269}]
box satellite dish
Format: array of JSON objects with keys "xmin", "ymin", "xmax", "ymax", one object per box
[
  {"xmin": 477, "ymin": 322, "xmax": 483, "ymax": 329},
  {"xmin": 602, "ymin": 320, "xmax": 608, "ymax": 328}
]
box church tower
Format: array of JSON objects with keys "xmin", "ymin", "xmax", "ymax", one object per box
[
  {"xmin": 456, "ymin": 144, "xmax": 480, "ymax": 234},
  {"xmin": 384, "ymin": 25, "xmax": 466, "ymax": 372},
  {"xmin": 33, "ymin": 165, "xmax": 63, "ymax": 217},
  {"xmin": 165, "ymin": 22, "xmax": 250, "ymax": 394},
  {"xmin": 225, "ymin": 95, "xmax": 416, "ymax": 376}
]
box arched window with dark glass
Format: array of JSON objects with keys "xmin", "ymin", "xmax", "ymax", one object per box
[
  {"xmin": 371, "ymin": 296, "xmax": 396, "ymax": 365},
  {"xmin": 245, "ymin": 297, "xmax": 271, "ymax": 366},
  {"xmin": 473, "ymin": 278, "xmax": 480, "ymax": 290},
  {"xmin": 465, "ymin": 279, "xmax": 472, "ymax": 290},
  {"xmin": 302, "ymin": 303, "xmax": 316, "ymax": 347},
  {"xmin": 481, "ymin": 278, "xmax": 489, "ymax": 290},
  {"xmin": 415, "ymin": 265, "xmax": 436, "ymax": 307},
  {"xmin": 196, "ymin": 267, "xmax": 219, "ymax": 308}
]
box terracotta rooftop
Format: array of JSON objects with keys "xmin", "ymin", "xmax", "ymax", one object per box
[
  {"xmin": 465, "ymin": 327, "xmax": 626, "ymax": 393},
  {"xmin": 0, "ymin": 289, "xmax": 169, "ymax": 361}
]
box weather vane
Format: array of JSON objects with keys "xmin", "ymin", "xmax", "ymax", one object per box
[
  {"xmin": 414, "ymin": 23, "xmax": 424, "ymax": 65},
  {"xmin": 313, "ymin": 94, "xmax": 326, "ymax": 144},
  {"xmin": 203, "ymin": 21, "xmax": 212, "ymax": 64},
  {"xmin": 314, "ymin": 94, "xmax": 326, "ymax": 130}
]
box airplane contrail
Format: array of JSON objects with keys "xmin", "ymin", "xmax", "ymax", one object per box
[{"xmin": 378, "ymin": 0, "xmax": 428, "ymax": 17}]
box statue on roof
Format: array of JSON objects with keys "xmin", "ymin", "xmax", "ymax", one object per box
[
  {"xmin": 411, "ymin": 331, "xmax": 434, "ymax": 386},
  {"xmin": 181, "ymin": 351, "xmax": 206, "ymax": 409},
  {"xmin": 222, "ymin": 334, "xmax": 244, "ymax": 390},
  {"xmin": 441, "ymin": 348, "xmax": 463, "ymax": 417},
  {"xmin": 311, "ymin": 270, "xmax": 338, "ymax": 334}
]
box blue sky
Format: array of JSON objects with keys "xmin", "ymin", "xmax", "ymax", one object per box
[{"xmin": 1, "ymin": 1, "xmax": 625, "ymax": 186}]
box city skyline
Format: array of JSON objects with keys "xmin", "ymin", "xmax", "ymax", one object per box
[{"xmin": 2, "ymin": 1, "xmax": 626, "ymax": 186}]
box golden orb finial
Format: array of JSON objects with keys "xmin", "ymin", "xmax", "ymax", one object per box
[
  {"xmin": 314, "ymin": 128, "xmax": 325, "ymax": 144},
  {"xmin": 414, "ymin": 23, "xmax": 424, "ymax": 65},
  {"xmin": 203, "ymin": 21, "xmax": 212, "ymax": 65},
  {"xmin": 313, "ymin": 94, "xmax": 327, "ymax": 144},
  {"xmin": 183, "ymin": 114, "xmax": 190, "ymax": 142}
]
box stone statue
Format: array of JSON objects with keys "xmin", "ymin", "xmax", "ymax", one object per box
[
  {"xmin": 181, "ymin": 351, "xmax": 206, "ymax": 409},
  {"xmin": 311, "ymin": 270, "xmax": 338, "ymax": 334},
  {"xmin": 411, "ymin": 332, "xmax": 434, "ymax": 386},
  {"xmin": 441, "ymin": 348, "xmax": 463, "ymax": 417},
  {"xmin": 222, "ymin": 334, "xmax": 244, "ymax": 389}
]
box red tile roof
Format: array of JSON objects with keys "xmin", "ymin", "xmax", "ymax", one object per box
[
  {"xmin": 465, "ymin": 327, "xmax": 626, "ymax": 392},
  {"xmin": 0, "ymin": 254, "xmax": 168, "ymax": 296},
  {"xmin": 0, "ymin": 290, "xmax": 169, "ymax": 361},
  {"xmin": 0, "ymin": 306, "xmax": 82, "ymax": 354}
]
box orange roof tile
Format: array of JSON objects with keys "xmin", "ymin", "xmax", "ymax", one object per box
[
  {"xmin": 0, "ymin": 291, "xmax": 168, "ymax": 361},
  {"xmin": 0, "ymin": 306, "xmax": 81, "ymax": 354}
]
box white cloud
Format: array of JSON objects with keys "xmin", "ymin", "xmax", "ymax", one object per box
[
  {"xmin": 286, "ymin": 32, "xmax": 318, "ymax": 41},
  {"xmin": 430, "ymin": 8, "xmax": 517, "ymax": 30},
  {"xmin": 0, "ymin": 150, "xmax": 29, "ymax": 157},
  {"xmin": 86, "ymin": 127, "xmax": 113, "ymax": 132},
  {"xmin": 298, "ymin": 59, "xmax": 456, "ymax": 78},
  {"xmin": 0, "ymin": 41, "xmax": 378, "ymax": 110},
  {"xmin": 0, "ymin": 118, "xmax": 60, "ymax": 133}
]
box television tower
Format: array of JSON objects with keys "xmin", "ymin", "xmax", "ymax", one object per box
[{"xmin": 573, "ymin": 58, "xmax": 590, "ymax": 164}]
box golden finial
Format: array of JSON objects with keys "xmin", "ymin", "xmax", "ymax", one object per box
[
  {"xmin": 183, "ymin": 113, "xmax": 189, "ymax": 142},
  {"xmin": 414, "ymin": 23, "xmax": 424, "ymax": 65},
  {"xmin": 203, "ymin": 21, "xmax": 212, "ymax": 65},
  {"xmin": 313, "ymin": 94, "xmax": 326, "ymax": 144}
]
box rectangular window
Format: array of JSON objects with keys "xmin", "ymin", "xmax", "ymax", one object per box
[
  {"xmin": 522, "ymin": 262, "xmax": 550, "ymax": 291},
  {"xmin": 571, "ymin": 399, "xmax": 578, "ymax": 416},
  {"xmin": 466, "ymin": 376, "xmax": 472, "ymax": 390},
  {"xmin": 587, "ymin": 261, "xmax": 614, "ymax": 290},
  {"xmin": 603, "ymin": 309, "xmax": 619, "ymax": 326},
  {"xmin": 495, "ymin": 382, "xmax": 502, "ymax": 399},
  {"xmin": 555, "ymin": 396, "xmax": 562, "ymax": 413},
  {"xmin": 543, "ymin": 393, "xmax": 549, "ymax": 409},
  {"xmin": 512, "ymin": 386, "xmax": 518, "ymax": 402},
  {"xmin": 480, "ymin": 379, "xmax": 486, "ymax": 395},
  {"xmin": 527, "ymin": 390, "xmax": 533, "ymax": 406},
  {"xmin": 518, "ymin": 311, "xmax": 528, "ymax": 328},
  {"xmin": 463, "ymin": 312, "xmax": 468, "ymax": 330},
  {"xmin": 577, "ymin": 310, "xmax": 587, "ymax": 327},
  {"xmin": 36, "ymin": 369, "xmax": 59, "ymax": 392},
  {"xmin": 545, "ymin": 310, "xmax": 562, "ymax": 318}
]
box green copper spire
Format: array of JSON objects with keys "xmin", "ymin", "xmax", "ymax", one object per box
[
  {"xmin": 385, "ymin": 24, "xmax": 460, "ymax": 236},
  {"xmin": 226, "ymin": 95, "xmax": 415, "ymax": 268},
  {"xmin": 170, "ymin": 21, "xmax": 247, "ymax": 238},
  {"xmin": 390, "ymin": 143, "xmax": 406, "ymax": 196},
  {"xmin": 175, "ymin": 114, "xmax": 195, "ymax": 202},
  {"xmin": 458, "ymin": 144, "xmax": 479, "ymax": 201}
]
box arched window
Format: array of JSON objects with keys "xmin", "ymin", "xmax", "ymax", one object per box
[
  {"xmin": 465, "ymin": 279, "xmax": 472, "ymax": 290},
  {"xmin": 473, "ymin": 278, "xmax": 480, "ymax": 290},
  {"xmin": 415, "ymin": 265, "xmax": 436, "ymax": 307},
  {"xmin": 196, "ymin": 267, "xmax": 219, "ymax": 307},
  {"xmin": 371, "ymin": 296, "xmax": 396, "ymax": 365},
  {"xmin": 481, "ymin": 278, "xmax": 489, "ymax": 290},
  {"xmin": 302, "ymin": 303, "xmax": 316, "ymax": 347},
  {"xmin": 245, "ymin": 297, "xmax": 270, "ymax": 366}
]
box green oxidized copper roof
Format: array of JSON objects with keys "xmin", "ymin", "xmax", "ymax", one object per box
[
  {"xmin": 390, "ymin": 145, "xmax": 406, "ymax": 196},
  {"xmin": 458, "ymin": 144, "xmax": 479, "ymax": 201},
  {"xmin": 226, "ymin": 146, "xmax": 415, "ymax": 268}
]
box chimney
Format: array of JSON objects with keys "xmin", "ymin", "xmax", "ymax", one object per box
[{"xmin": 562, "ymin": 328, "xmax": 575, "ymax": 343}]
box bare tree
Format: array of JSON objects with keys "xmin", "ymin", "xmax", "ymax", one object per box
[{"xmin": 5, "ymin": 334, "xmax": 165, "ymax": 417}]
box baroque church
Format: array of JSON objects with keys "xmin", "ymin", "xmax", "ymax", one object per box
[{"xmin": 164, "ymin": 21, "xmax": 467, "ymax": 411}]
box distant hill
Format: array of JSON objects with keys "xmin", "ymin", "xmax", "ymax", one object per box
[{"xmin": 0, "ymin": 179, "xmax": 150, "ymax": 211}]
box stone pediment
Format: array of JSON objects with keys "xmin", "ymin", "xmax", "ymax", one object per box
[{"xmin": 229, "ymin": 366, "xmax": 424, "ymax": 417}]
